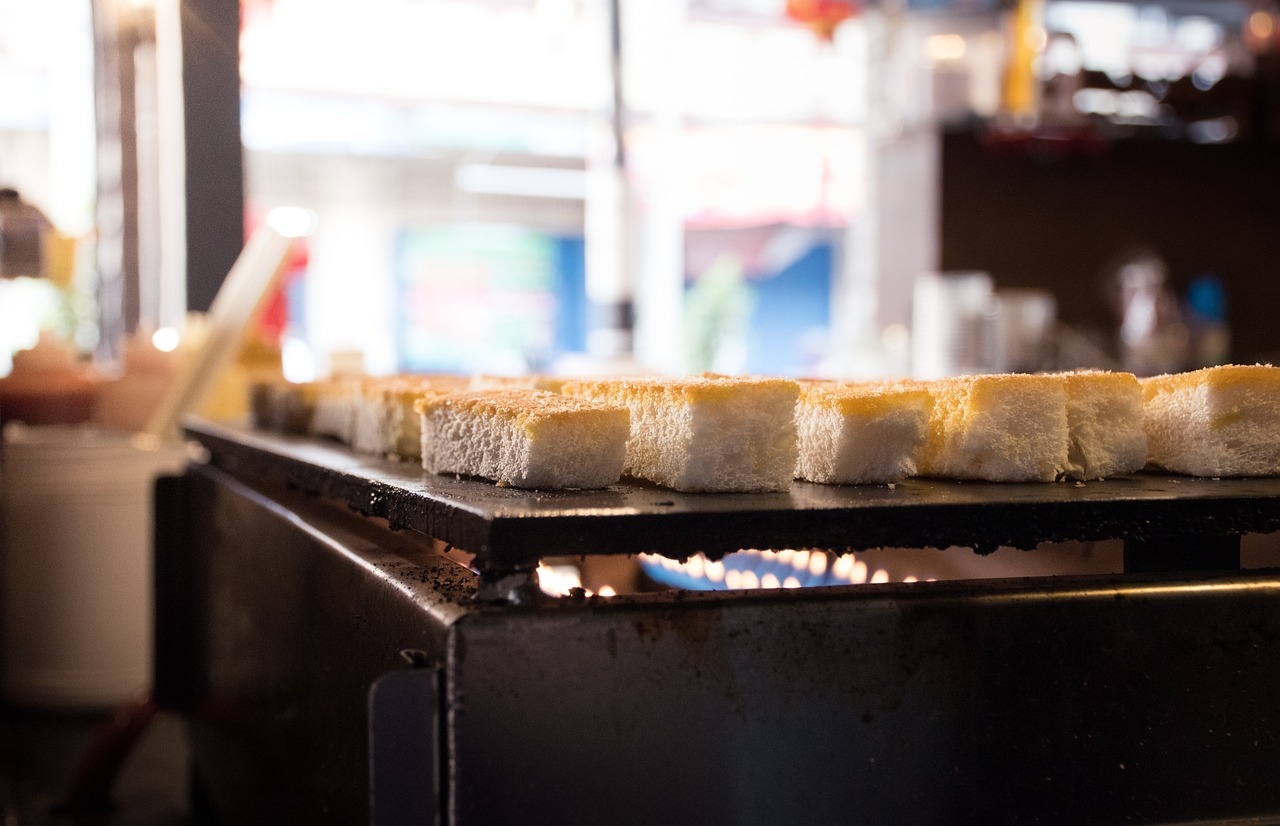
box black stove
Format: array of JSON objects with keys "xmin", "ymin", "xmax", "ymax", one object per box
[{"xmin": 156, "ymin": 419, "xmax": 1280, "ymax": 824}]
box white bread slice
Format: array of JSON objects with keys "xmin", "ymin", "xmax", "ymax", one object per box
[
  {"xmin": 915, "ymin": 373, "xmax": 1069, "ymax": 482},
  {"xmin": 415, "ymin": 389, "xmax": 629, "ymax": 489},
  {"xmin": 561, "ymin": 376, "xmax": 800, "ymax": 492},
  {"xmin": 1141, "ymin": 364, "xmax": 1280, "ymax": 477},
  {"xmin": 351, "ymin": 374, "xmax": 468, "ymax": 459},
  {"xmin": 794, "ymin": 381, "xmax": 932, "ymax": 484},
  {"xmin": 1059, "ymin": 370, "xmax": 1146, "ymax": 480},
  {"xmin": 250, "ymin": 379, "xmax": 316, "ymax": 434},
  {"xmin": 275, "ymin": 381, "xmax": 319, "ymax": 435},
  {"xmin": 309, "ymin": 378, "xmax": 361, "ymax": 443},
  {"xmin": 249, "ymin": 380, "xmax": 275, "ymax": 430}
]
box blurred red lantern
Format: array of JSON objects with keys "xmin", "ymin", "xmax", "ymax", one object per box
[{"xmin": 786, "ymin": 0, "xmax": 861, "ymax": 42}]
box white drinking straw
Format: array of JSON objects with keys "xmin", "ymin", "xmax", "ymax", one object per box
[{"xmin": 143, "ymin": 210, "xmax": 314, "ymax": 440}]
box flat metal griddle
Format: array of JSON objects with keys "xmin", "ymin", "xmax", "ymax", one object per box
[{"xmin": 186, "ymin": 418, "xmax": 1280, "ymax": 574}]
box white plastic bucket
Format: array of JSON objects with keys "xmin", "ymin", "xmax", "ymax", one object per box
[{"xmin": 0, "ymin": 424, "xmax": 189, "ymax": 709}]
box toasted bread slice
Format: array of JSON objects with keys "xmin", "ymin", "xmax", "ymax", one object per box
[
  {"xmin": 415, "ymin": 389, "xmax": 629, "ymax": 489},
  {"xmin": 794, "ymin": 381, "xmax": 932, "ymax": 484},
  {"xmin": 1141, "ymin": 364, "xmax": 1280, "ymax": 477},
  {"xmin": 250, "ymin": 379, "xmax": 318, "ymax": 435},
  {"xmin": 916, "ymin": 373, "xmax": 1069, "ymax": 482},
  {"xmin": 561, "ymin": 375, "xmax": 800, "ymax": 492},
  {"xmin": 351, "ymin": 374, "xmax": 468, "ymax": 459},
  {"xmin": 309, "ymin": 378, "xmax": 361, "ymax": 443}
]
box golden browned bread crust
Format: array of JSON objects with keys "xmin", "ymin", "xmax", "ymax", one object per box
[
  {"xmin": 797, "ymin": 381, "xmax": 932, "ymax": 417},
  {"xmin": 1141, "ymin": 364, "xmax": 1280, "ymax": 402},
  {"xmin": 562, "ymin": 375, "xmax": 799, "ymax": 405},
  {"xmin": 416, "ymin": 388, "xmax": 623, "ymax": 423}
]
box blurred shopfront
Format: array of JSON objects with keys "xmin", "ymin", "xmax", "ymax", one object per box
[{"xmin": 2, "ymin": 0, "xmax": 1279, "ymax": 383}]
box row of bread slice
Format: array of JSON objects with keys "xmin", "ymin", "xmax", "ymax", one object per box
[
  {"xmin": 252, "ymin": 373, "xmax": 798, "ymax": 491},
  {"xmin": 250, "ymin": 364, "xmax": 1280, "ymax": 491},
  {"xmin": 803, "ymin": 365, "xmax": 1280, "ymax": 483}
]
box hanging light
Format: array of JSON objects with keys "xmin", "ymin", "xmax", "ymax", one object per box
[{"xmin": 785, "ymin": 0, "xmax": 861, "ymax": 43}]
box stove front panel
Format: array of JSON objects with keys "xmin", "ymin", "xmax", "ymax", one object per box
[
  {"xmin": 162, "ymin": 464, "xmax": 472, "ymax": 824},
  {"xmin": 450, "ymin": 576, "xmax": 1280, "ymax": 825},
  {"xmin": 163, "ymin": 456, "xmax": 1280, "ymax": 825}
]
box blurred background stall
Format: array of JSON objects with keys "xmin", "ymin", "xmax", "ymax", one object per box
[{"xmin": 4, "ymin": 0, "xmax": 1279, "ymax": 389}]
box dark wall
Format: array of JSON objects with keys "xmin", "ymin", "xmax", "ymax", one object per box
[{"xmin": 940, "ymin": 131, "xmax": 1280, "ymax": 363}]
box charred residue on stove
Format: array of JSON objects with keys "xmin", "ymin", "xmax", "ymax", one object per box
[{"xmin": 372, "ymin": 559, "xmax": 476, "ymax": 604}]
